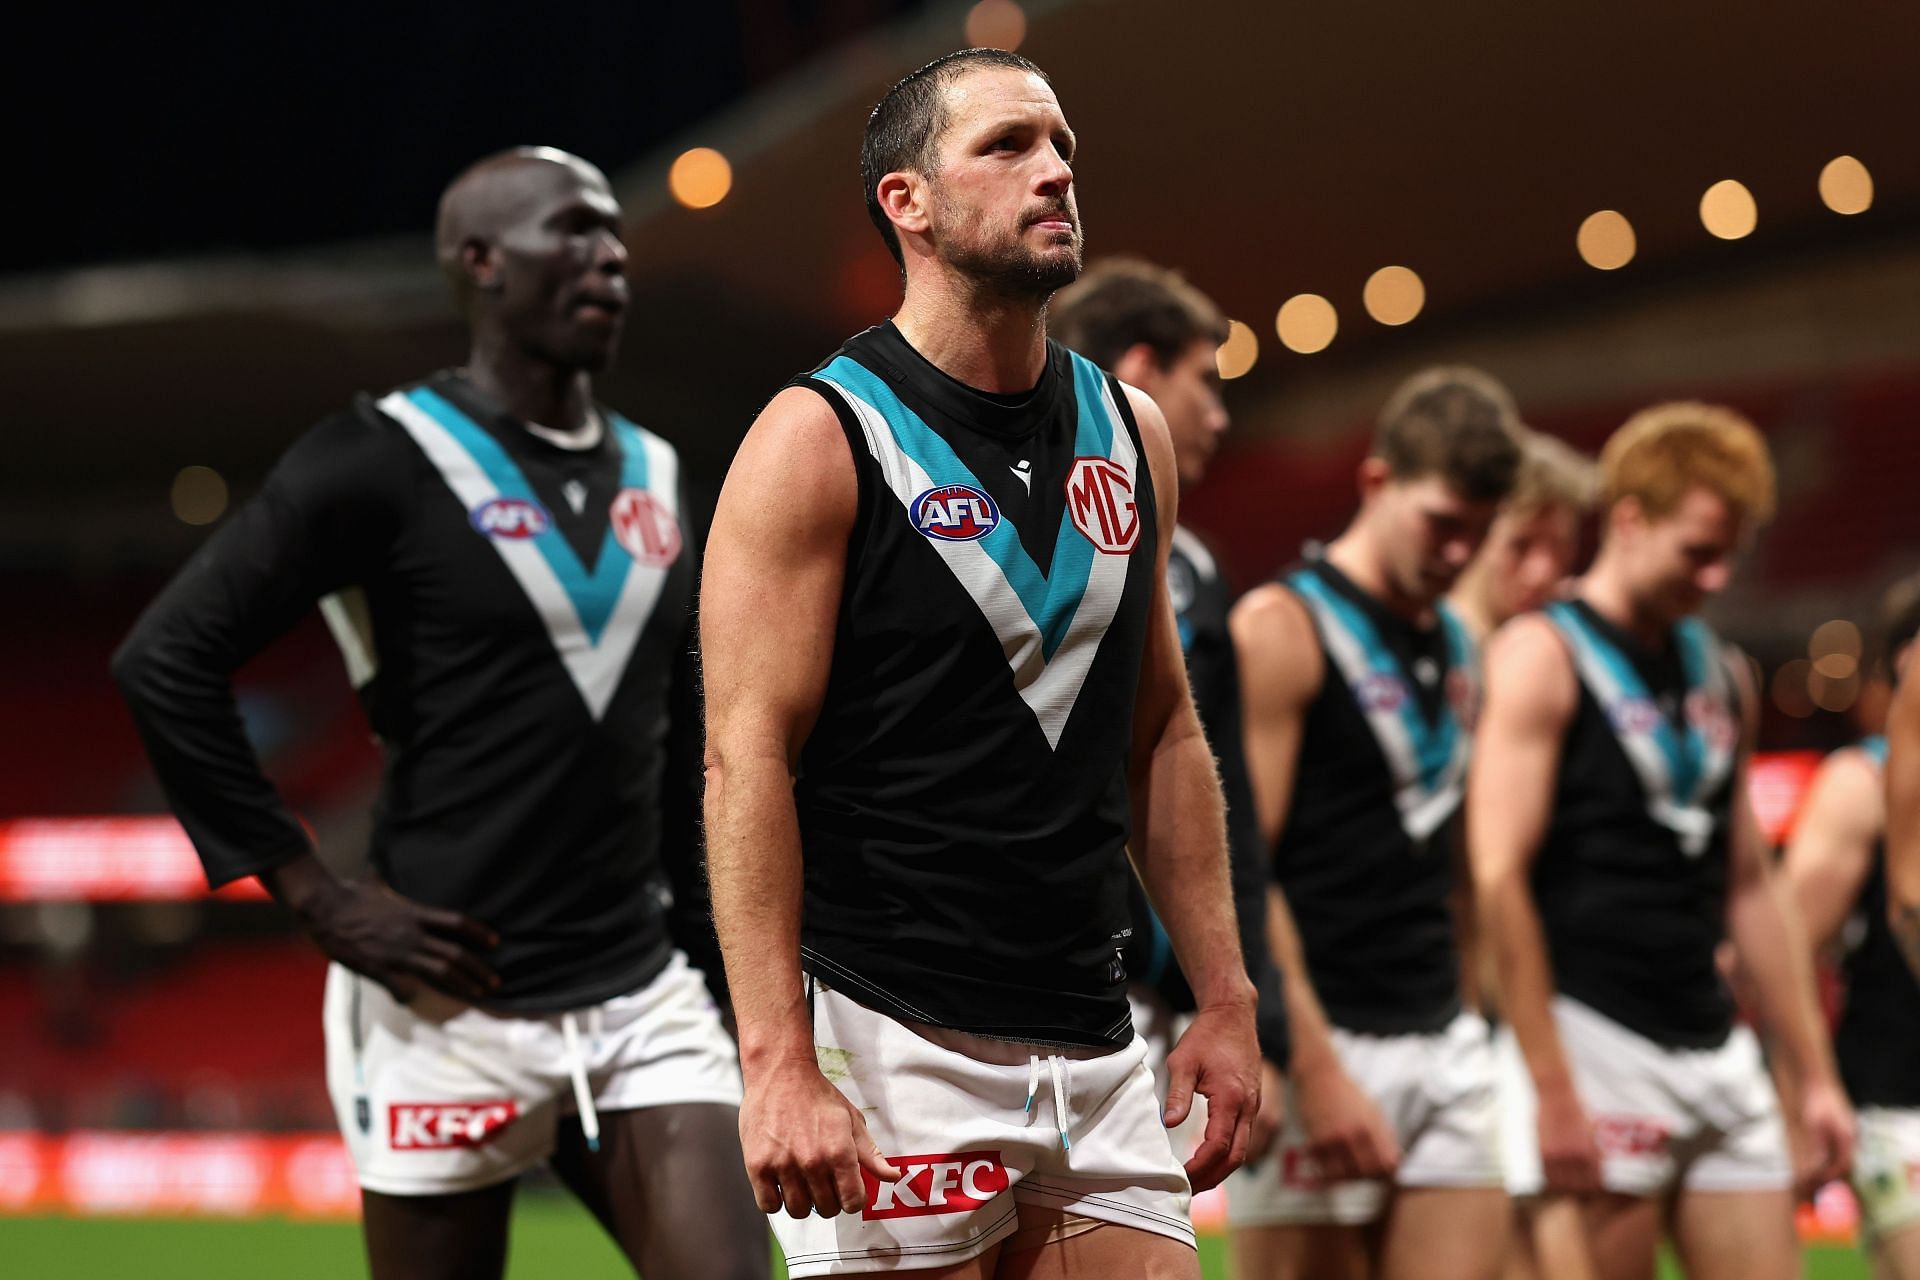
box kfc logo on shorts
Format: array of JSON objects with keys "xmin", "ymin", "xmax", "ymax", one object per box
[
  {"xmin": 1592, "ymin": 1115, "xmax": 1671, "ymax": 1157},
  {"xmin": 389, "ymin": 1101, "xmax": 520, "ymax": 1151},
  {"xmin": 610, "ymin": 489, "xmax": 682, "ymax": 566},
  {"xmin": 1278, "ymin": 1145, "xmax": 1327, "ymax": 1189},
  {"xmin": 912, "ymin": 484, "xmax": 1000, "ymax": 542},
  {"xmin": 1356, "ymin": 672, "xmax": 1410, "ymax": 714},
  {"xmin": 1066, "ymin": 458, "xmax": 1139, "ymax": 553},
  {"xmin": 1611, "ymin": 696, "xmax": 1664, "ymax": 737},
  {"xmin": 862, "ymin": 1150, "xmax": 1009, "ymax": 1220},
  {"xmin": 470, "ymin": 497, "xmax": 550, "ymax": 540}
]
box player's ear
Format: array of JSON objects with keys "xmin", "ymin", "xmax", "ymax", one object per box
[
  {"xmin": 462, "ymin": 239, "xmax": 504, "ymax": 294},
  {"xmin": 1112, "ymin": 343, "xmax": 1159, "ymax": 391},
  {"xmin": 878, "ymin": 171, "xmax": 932, "ymax": 245},
  {"xmin": 1356, "ymin": 455, "xmax": 1393, "ymax": 503}
]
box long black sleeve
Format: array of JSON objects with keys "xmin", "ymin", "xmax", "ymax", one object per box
[{"xmin": 111, "ymin": 409, "xmax": 405, "ymax": 888}]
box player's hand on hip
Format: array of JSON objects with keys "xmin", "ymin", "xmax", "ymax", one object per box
[
  {"xmin": 291, "ymin": 868, "xmax": 499, "ymax": 1002},
  {"xmin": 1794, "ymin": 1075, "xmax": 1855, "ymax": 1196},
  {"xmin": 1246, "ymin": 1058, "xmax": 1288, "ymax": 1164},
  {"xmin": 1535, "ymin": 1082, "xmax": 1602, "ymax": 1195},
  {"xmin": 1165, "ymin": 1001, "xmax": 1261, "ymax": 1192},
  {"xmin": 1292, "ymin": 1054, "xmax": 1400, "ymax": 1182},
  {"xmin": 741, "ymin": 1057, "xmax": 902, "ymax": 1219}
]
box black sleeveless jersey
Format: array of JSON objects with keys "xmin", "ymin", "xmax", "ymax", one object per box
[
  {"xmin": 1122, "ymin": 526, "xmax": 1290, "ymax": 1065},
  {"xmin": 1835, "ymin": 738, "xmax": 1920, "ymax": 1106},
  {"xmin": 1270, "ymin": 557, "xmax": 1476, "ymax": 1035},
  {"xmin": 114, "ymin": 372, "xmax": 697, "ymax": 1010},
  {"xmin": 1535, "ymin": 600, "xmax": 1742, "ymax": 1048},
  {"xmin": 792, "ymin": 322, "xmax": 1160, "ymax": 1047}
]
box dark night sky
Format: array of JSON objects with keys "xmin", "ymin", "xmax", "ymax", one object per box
[{"xmin": 27, "ymin": 1, "xmax": 929, "ymax": 274}]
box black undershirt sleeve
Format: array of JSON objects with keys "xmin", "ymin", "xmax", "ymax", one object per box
[{"xmin": 111, "ymin": 408, "xmax": 406, "ymax": 889}]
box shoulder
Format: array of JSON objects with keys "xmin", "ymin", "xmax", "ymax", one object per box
[
  {"xmin": 265, "ymin": 400, "xmax": 416, "ymax": 505},
  {"xmin": 1814, "ymin": 744, "xmax": 1885, "ymax": 805},
  {"xmin": 1230, "ymin": 581, "xmax": 1322, "ymax": 701},
  {"xmin": 1483, "ymin": 612, "xmax": 1579, "ymax": 719},
  {"xmin": 715, "ymin": 386, "xmax": 857, "ymax": 533}
]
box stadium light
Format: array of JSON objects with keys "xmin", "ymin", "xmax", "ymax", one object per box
[
  {"xmin": 1276, "ymin": 294, "xmax": 1337, "ymax": 355},
  {"xmin": 1819, "ymin": 155, "xmax": 1873, "ymax": 215},
  {"xmin": 1700, "ymin": 179, "xmax": 1757, "ymax": 240},
  {"xmin": 1576, "ymin": 210, "xmax": 1636, "ymax": 270},
  {"xmin": 1216, "ymin": 320, "xmax": 1259, "ymax": 379},
  {"xmin": 1362, "ymin": 266, "xmax": 1424, "ymax": 326},
  {"xmin": 965, "ymin": 0, "xmax": 1027, "ymax": 50},
  {"xmin": 668, "ymin": 147, "xmax": 733, "ymax": 210},
  {"xmin": 171, "ymin": 466, "xmax": 227, "ymax": 526}
]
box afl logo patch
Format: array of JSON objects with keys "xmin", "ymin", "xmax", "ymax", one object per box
[
  {"xmin": 1612, "ymin": 696, "xmax": 1664, "ymax": 736},
  {"xmin": 470, "ymin": 497, "xmax": 550, "ymax": 539},
  {"xmin": 1065, "ymin": 457, "xmax": 1139, "ymax": 553},
  {"xmin": 1356, "ymin": 672, "xmax": 1410, "ymax": 713},
  {"xmin": 610, "ymin": 489, "xmax": 682, "ymax": 566},
  {"xmin": 911, "ymin": 484, "xmax": 999, "ymax": 542}
]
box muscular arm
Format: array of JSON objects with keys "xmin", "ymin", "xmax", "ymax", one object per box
[
  {"xmin": 1121, "ymin": 386, "xmax": 1258, "ymax": 1189},
  {"xmin": 1723, "ymin": 656, "xmax": 1852, "ymax": 1185},
  {"xmin": 701, "ymin": 385, "xmax": 896, "ymax": 1218},
  {"xmin": 1887, "ymin": 676, "xmax": 1920, "ymax": 980},
  {"xmin": 1466, "ymin": 615, "xmax": 1595, "ymax": 1189},
  {"xmin": 1781, "ymin": 748, "xmax": 1881, "ymax": 955}
]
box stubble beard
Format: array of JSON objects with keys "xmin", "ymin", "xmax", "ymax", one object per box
[{"xmin": 936, "ymin": 205, "xmax": 1084, "ymax": 302}]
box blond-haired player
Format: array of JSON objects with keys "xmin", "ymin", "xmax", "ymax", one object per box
[{"xmin": 1471, "ymin": 403, "xmax": 1852, "ymax": 1280}]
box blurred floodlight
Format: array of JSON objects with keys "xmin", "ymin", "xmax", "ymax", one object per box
[
  {"xmin": 1700, "ymin": 179, "xmax": 1757, "ymax": 240},
  {"xmin": 1819, "ymin": 155, "xmax": 1873, "ymax": 215},
  {"xmin": 1771, "ymin": 658, "xmax": 1815, "ymax": 718},
  {"xmin": 1216, "ymin": 320, "xmax": 1259, "ymax": 379},
  {"xmin": 965, "ymin": 0, "xmax": 1027, "ymax": 50},
  {"xmin": 1576, "ymin": 210, "xmax": 1636, "ymax": 270},
  {"xmin": 1809, "ymin": 618, "xmax": 1862, "ymax": 661},
  {"xmin": 1810, "ymin": 667, "xmax": 1860, "ymax": 714},
  {"xmin": 171, "ymin": 466, "xmax": 229, "ymax": 526},
  {"xmin": 1362, "ymin": 266, "xmax": 1425, "ymax": 326},
  {"xmin": 669, "ymin": 148, "xmax": 733, "ymax": 210},
  {"xmin": 1276, "ymin": 294, "xmax": 1338, "ymax": 355}
]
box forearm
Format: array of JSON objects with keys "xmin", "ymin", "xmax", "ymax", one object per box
[
  {"xmin": 1888, "ymin": 679, "xmax": 1920, "ymax": 979},
  {"xmin": 1730, "ymin": 874, "xmax": 1838, "ymax": 1089},
  {"xmin": 704, "ymin": 750, "xmax": 813, "ymax": 1078},
  {"xmin": 1485, "ymin": 875, "xmax": 1577, "ymax": 1095},
  {"xmin": 1264, "ymin": 885, "xmax": 1343, "ymax": 1079},
  {"xmin": 1130, "ymin": 724, "xmax": 1253, "ymax": 1012}
]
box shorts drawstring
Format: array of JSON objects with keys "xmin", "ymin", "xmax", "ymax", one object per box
[
  {"xmin": 1021, "ymin": 1052, "xmax": 1072, "ymax": 1154},
  {"xmin": 561, "ymin": 1011, "xmax": 601, "ymax": 1153}
]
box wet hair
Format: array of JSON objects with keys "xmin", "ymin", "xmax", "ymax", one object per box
[
  {"xmin": 861, "ymin": 47, "xmax": 1048, "ymax": 268},
  {"xmin": 1373, "ymin": 366, "xmax": 1524, "ymax": 503},
  {"xmin": 1508, "ymin": 429, "xmax": 1599, "ymax": 519},
  {"xmin": 1599, "ymin": 401, "xmax": 1777, "ymax": 526},
  {"xmin": 1048, "ymin": 257, "xmax": 1229, "ymax": 372}
]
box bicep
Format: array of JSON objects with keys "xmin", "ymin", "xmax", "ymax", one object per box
[
  {"xmin": 1466, "ymin": 623, "xmax": 1573, "ymax": 888},
  {"xmin": 1782, "ymin": 756, "xmax": 1879, "ymax": 949},
  {"xmin": 1230, "ymin": 592, "xmax": 1315, "ymax": 847},
  {"xmin": 700, "ymin": 389, "xmax": 856, "ymax": 769}
]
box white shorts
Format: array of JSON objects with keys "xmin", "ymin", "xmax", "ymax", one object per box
[
  {"xmin": 1852, "ymin": 1107, "xmax": 1920, "ymax": 1245},
  {"xmin": 773, "ymin": 980, "xmax": 1194, "ymax": 1277},
  {"xmin": 1497, "ymin": 997, "xmax": 1789, "ymax": 1199},
  {"xmin": 323, "ymin": 951, "xmax": 743, "ymax": 1196},
  {"xmin": 1226, "ymin": 1012, "xmax": 1503, "ymax": 1227}
]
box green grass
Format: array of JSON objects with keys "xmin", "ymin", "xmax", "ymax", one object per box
[{"xmin": 0, "ymin": 1199, "xmax": 1866, "ymax": 1278}]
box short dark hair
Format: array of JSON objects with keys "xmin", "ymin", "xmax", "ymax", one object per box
[
  {"xmin": 1373, "ymin": 366, "xmax": 1524, "ymax": 504},
  {"xmin": 1048, "ymin": 257, "xmax": 1229, "ymax": 372},
  {"xmin": 861, "ymin": 47, "xmax": 1047, "ymax": 268},
  {"xmin": 1878, "ymin": 573, "xmax": 1920, "ymax": 680}
]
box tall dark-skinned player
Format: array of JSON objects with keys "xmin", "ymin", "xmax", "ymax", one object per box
[{"xmin": 113, "ymin": 148, "xmax": 768, "ymax": 1280}]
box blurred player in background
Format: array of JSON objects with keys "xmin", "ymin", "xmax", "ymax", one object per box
[
  {"xmin": 112, "ymin": 148, "xmax": 766, "ymax": 1280},
  {"xmin": 1472, "ymin": 403, "xmax": 1851, "ymax": 1280},
  {"xmin": 702, "ymin": 49, "xmax": 1258, "ymax": 1278},
  {"xmin": 1049, "ymin": 257, "xmax": 1291, "ymax": 1144},
  {"xmin": 1448, "ymin": 430, "xmax": 1597, "ymax": 644},
  {"xmin": 1784, "ymin": 575, "xmax": 1920, "ymax": 1278},
  {"xmin": 1229, "ymin": 368, "xmax": 1523, "ymax": 1280},
  {"xmin": 1447, "ymin": 429, "xmax": 1601, "ymax": 1280},
  {"xmin": 1888, "ymin": 593, "xmax": 1920, "ymax": 988}
]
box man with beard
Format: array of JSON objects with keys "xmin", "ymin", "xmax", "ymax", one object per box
[
  {"xmin": 701, "ymin": 49, "xmax": 1260, "ymax": 1278},
  {"xmin": 113, "ymin": 149, "xmax": 766, "ymax": 1280}
]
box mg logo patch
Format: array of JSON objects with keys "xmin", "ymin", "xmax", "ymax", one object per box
[
  {"xmin": 911, "ymin": 484, "xmax": 999, "ymax": 542},
  {"xmin": 610, "ymin": 489, "xmax": 682, "ymax": 566},
  {"xmin": 470, "ymin": 497, "xmax": 550, "ymax": 540},
  {"xmin": 1065, "ymin": 457, "xmax": 1139, "ymax": 553},
  {"xmin": 862, "ymin": 1150, "xmax": 1009, "ymax": 1219},
  {"xmin": 388, "ymin": 1101, "xmax": 520, "ymax": 1151}
]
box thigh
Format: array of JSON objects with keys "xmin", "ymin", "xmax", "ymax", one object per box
[
  {"xmin": 1378, "ymin": 1186, "xmax": 1509, "ymax": 1280},
  {"xmin": 1229, "ymin": 1223, "xmax": 1369, "ymax": 1280},
  {"xmin": 1668, "ymin": 1188, "xmax": 1798, "ymax": 1280},
  {"xmin": 550, "ymin": 1102, "xmax": 769, "ymax": 1280},
  {"xmin": 1879, "ymin": 1225, "xmax": 1920, "ymax": 1280},
  {"xmin": 1522, "ymin": 1195, "xmax": 1598, "ymax": 1280},
  {"xmin": 1579, "ymin": 1192, "xmax": 1663, "ymax": 1280},
  {"xmin": 361, "ymin": 1180, "xmax": 516, "ymax": 1280},
  {"xmin": 997, "ymin": 1210, "xmax": 1197, "ymax": 1280}
]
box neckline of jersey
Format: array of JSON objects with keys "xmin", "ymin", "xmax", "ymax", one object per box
[
  {"xmin": 867, "ymin": 320, "xmax": 1064, "ymax": 443},
  {"xmin": 434, "ymin": 370, "xmax": 617, "ymax": 462}
]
